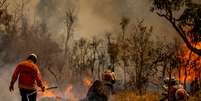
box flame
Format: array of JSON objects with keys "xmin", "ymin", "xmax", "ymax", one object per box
[
  {"xmin": 177, "ymin": 66, "xmax": 196, "ymax": 83},
  {"xmin": 37, "ymin": 78, "xmax": 93, "ymax": 100},
  {"xmin": 41, "ymin": 90, "xmax": 56, "ymax": 97},
  {"xmin": 39, "ymin": 81, "xmax": 57, "ymax": 98},
  {"xmin": 176, "ymin": 42, "xmax": 201, "ymax": 83},
  {"xmin": 65, "ymin": 84, "xmax": 78, "ymax": 101},
  {"xmin": 83, "ymin": 77, "xmax": 93, "ymax": 88}
]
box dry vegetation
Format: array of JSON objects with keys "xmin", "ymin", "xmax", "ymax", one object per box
[
  {"xmin": 0, "ymin": 0, "xmax": 200, "ymax": 100},
  {"xmin": 188, "ymin": 93, "xmax": 201, "ymax": 101},
  {"xmin": 111, "ymin": 91, "xmax": 201, "ymax": 101},
  {"xmin": 111, "ymin": 91, "xmax": 160, "ymax": 101}
]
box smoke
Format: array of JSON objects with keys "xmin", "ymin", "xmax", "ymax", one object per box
[
  {"xmin": 77, "ymin": 0, "xmax": 178, "ymax": 39},
  {"xmin": 7, "ymin": 0, "xmax": 178, "ymax": 40},
  {"xmin": 0, "ymin": 64, "xmax": 20, "ymax": 101},
  {"xmin": 0, "ymin": 0, "xmax": 186, "ymax": 100}
]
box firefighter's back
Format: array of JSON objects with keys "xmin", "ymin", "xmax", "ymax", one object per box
[{"xmin": 18, "ymin": 60, "xmax": 38, "ymax": 89}]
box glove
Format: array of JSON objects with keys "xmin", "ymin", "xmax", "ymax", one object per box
[
  {"xmin": 41, "ymin": 86, "xmax": 45, "ymax": 92},
  {"xmin": 9, "ymin": 84, "xmax": 14, "ymax": 92}
]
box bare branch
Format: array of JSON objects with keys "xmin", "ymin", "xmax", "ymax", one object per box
[{"xmin": 0, "ymin": 0, "xmax": 7, "ymax": 8}]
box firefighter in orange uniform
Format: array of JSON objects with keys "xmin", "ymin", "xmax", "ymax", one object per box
[
  {"xmin": 9, "ymin": 54, "xmax": 45, "ymax": 101},
  {"xmin": 160, "ymin": 77, "xmax": 189, "ymax": 101},
  {"xmin": 82, "ymin": 68, "xmax": 117, "ymax": 101},
  {"xmin": 102, "ymin": 69, "xmax": 116, "ymax": 84}
]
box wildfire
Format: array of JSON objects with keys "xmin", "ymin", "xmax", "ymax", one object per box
[
  {"xmin": 39, "ymin": 81, "xmax": 58, "ymax": 98},
  {"xmin": 83, "ymin": 77, "xmax": 93, "ymax": 88},
  {"xmin": 176, "ymin": 42, "xmax": 201, "ymax": 83},
  {"xmin": 37, "ymin": 77, "xmax": 93, "ymax": 100},
  {"xmin": 40, "ymin": 90, "xmax": 56, "ymax": 98},
  {"xmin": 178, "ymin": 66, "xmax": 196, "ymax": 83}
]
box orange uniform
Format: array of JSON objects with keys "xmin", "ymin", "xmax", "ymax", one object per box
[{"xmin": 10, "ymin": 60, "xmax": 43, "ymax": 90}]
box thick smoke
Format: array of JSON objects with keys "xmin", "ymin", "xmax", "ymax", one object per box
[
  {"xmin": 7, "ymin": 0, "xmax": 178, "ymax": 39},
  {"xmin": 35, "ymin": 0, "xmax": 76, "ymax": 36},
  {"xmin": 0, "ymin": 64, "xmax": 20, "ymax": 101},
  {"xmin": 77, "ymin": 0, "xmax": 178, "ymax": 39},
  {"xmin": 77, "ymin": 0, "xmax": 177, "ymax": 39}
]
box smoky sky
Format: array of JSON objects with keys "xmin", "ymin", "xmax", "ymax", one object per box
[{"xmin": 7, "ymin": 0, "xmax": 181, "ymax": 40}]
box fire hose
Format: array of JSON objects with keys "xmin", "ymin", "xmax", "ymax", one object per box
[{"xmin": 26, "ymin": 86, "xmax": 58, "ymax": 101}]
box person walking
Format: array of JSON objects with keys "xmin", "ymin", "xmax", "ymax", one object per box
[{"xmin": 9, "ymin": 54, "xmax": 45, "ymax": 101}]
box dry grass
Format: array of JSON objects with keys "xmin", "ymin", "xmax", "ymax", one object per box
[
  {"xmin": 188, "ymin": 93, "xmax": 201, "ymax": 101},
  {"xmin": 110, "ymin": 91, "xmax": 160, "ymax": 101},
  {"xmin": 110, "ymin": 91, "xmax": 201, "ymax": 101}
]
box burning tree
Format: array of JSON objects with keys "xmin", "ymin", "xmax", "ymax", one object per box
[
  {"xmin": 151, "ymin": 0, "xmax": 201, "ymax": 55},
  {"xmin": 151, "ymin": 0, "xmax": 201, "ymax": 96},
  {"xmin": 176, "ymin": 43, "xmax": 201, "ymax": 91}
]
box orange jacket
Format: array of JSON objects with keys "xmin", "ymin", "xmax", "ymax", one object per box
[{"xmin": 10, "ymin": 60, "xmax": 44, "ymax": 90}]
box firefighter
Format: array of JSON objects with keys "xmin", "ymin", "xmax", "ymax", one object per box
[
  {"xmin": 9, "ymin": 54, "xmax": 45, "ymax": 101},
  {"xmin": 102, "ymin": 69, "xmax": 116, "ymax": 84},
  {"xmin": 160, "ymin": 77, "xmax": 189, "ymax": 101},
  {"xmin": 82, "ymin": 69, "xmax": 116, "ymax": 101}
]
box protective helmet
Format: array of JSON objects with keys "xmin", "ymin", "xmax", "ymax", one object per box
[
  {"xmin": 175, "ymin": 88, "xmax": 188, "ymax": 100},
  {"xmin": 164, "ymin": 77, "xmax": 170, "ymax": 84},
  {"xmin": 27, "ymin": 53, "xmax": 37, "ymax": 63},
  {"xmin": 163, "ymin": 77, "xmax": 178, "ymax": 85},
  {"xmin": 102, "ymin": 69, "xmax": 116, "ymax": 83}
]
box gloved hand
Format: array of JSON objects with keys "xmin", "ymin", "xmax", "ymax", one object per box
[
  {"xmin": 41, "ymin": 86, "xmax": 46, "ymax": 92},
  {"xmin": 9, "ymin": 84, "xmax": 14, "ymax": 92}
]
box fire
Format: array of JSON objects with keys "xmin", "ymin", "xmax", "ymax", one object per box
[
  {"xmin": 65, "ymin": 84, "xmax": 77, "ymax": 101},
  {"xmin": 176, "ymin": 42, "xmax": 201, "ymax": 83},
  {"xmin": 37, "ymin": 78, "xmax": 93, "ymax": 100},
  {"xmin": 177, "ymin": 66, "xmax": 196, "ymax": 83},
  {"xmin": 41, "ymin": 90, "xmax": 56, "ymax": 97},
  {"xmin": 83, "ymin": 77, "xmax": 93, "ymax": 88},
  {"xmin": 39, "ymin": 81, "xmax": 57, "ymax": 98}
]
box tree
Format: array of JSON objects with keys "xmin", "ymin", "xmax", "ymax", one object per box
[
  {"xmin": 151, "ymin": 0, "xmax": 201, "ymax": 56},
  {"xmin": 119, "ymin": 16, "xmax": 130, "ymax": 86},
  {"xmin": 120, "ymin": 16, "xmax": 130, "ymax": 40},
  {"xmin": 0, "ymin": 0, "xmax": 62, "ymax": 87},
  {"xmin": 122, "ymin": 21, "xmax": 172, "ymax": 93},
  {"xmin": 64, "ymin": 8, "xmax": 76, "ymax": 61},
  {"xmin": 106, "ymin": 33, "xmax": 119, "ymax": 72}
]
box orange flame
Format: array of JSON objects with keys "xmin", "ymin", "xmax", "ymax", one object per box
[
  {"xmin": 39, "ymin": 81, "xmax": 57, "ymax": 98},
  {"xmin": 176, "ymin": 42, "xmax": 201, "ymax": 83},
  {"xmin": 38, "ymin": 78, "xmax": 93, "ymax": 100},
  {"xmin": 40, "ymin": 90, "xmax": 56, "ymax": 98},
  {"xmin": 83, "ymin": 77, "xmax": 93, "ymax": 88}
]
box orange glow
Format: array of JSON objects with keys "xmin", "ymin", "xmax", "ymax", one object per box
[
  {"xmin": 83, "ymin": 77, "xmax": 93, "ymax": 88},
  {"xmin": 40, "ymin": 90, "xmax": 56, "ymax": 97},
  {"xmin": 39, "ymin": 81, "xmax": 57, "ymax": 98},
  {"xmin": 176, "ymin": 42, "xmax": 201, "ymax": 83},
  {"xmin": 64, "ymin": 84, "xmax": 77, "ymax": 101},
  {"xmin": 37, "ymin": 77, "xmax": 93, "ymax": 100}
]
